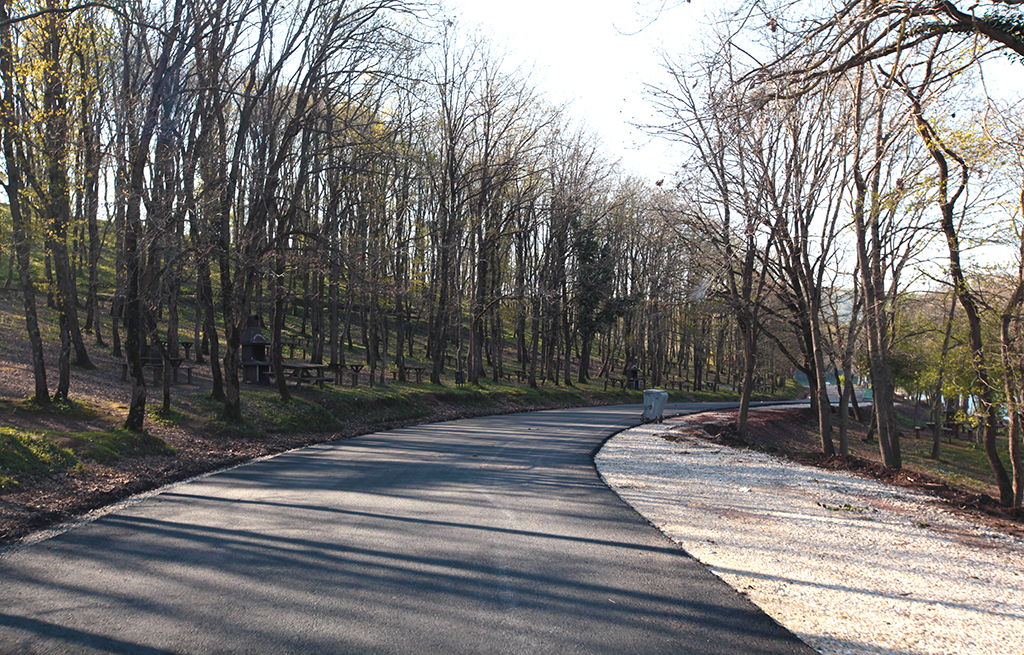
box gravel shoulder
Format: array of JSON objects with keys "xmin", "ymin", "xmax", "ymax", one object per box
[{"xmin": 596, "ymin": 413, "xmax": 1024, "ymax": 655}]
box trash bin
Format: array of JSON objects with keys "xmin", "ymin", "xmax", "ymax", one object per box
[
  {"xmin": 643, "ymin": 389, "xmax": 669, "ymax": 423},
  {"xmin": 454, "ymin": 369, "xmax": 465, "ymax": 385}
]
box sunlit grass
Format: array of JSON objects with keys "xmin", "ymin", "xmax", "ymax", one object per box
[
  {"xmin": 0, "ymin": 426, "xmax": 80, "ymax": 490},
  {"xmin": 901, "ymin": 435, "xmax": 1012, "ymax": 495},
  {"xmin": 0, "ymin": 396, "xmax": 103, "ymax": 420},
  {"xmin": 57, "ymin": 429, "xmax": 176, "ymax": 464}
]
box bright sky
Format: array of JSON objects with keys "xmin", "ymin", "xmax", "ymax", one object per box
[{"xmin": 447, "ymin": 0, "xmax": 704, "ymax": 181}]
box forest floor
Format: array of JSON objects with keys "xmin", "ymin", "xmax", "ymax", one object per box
[{"xmin": 1, "ymin": 291, "xmax": 1021, "ymax": 548}]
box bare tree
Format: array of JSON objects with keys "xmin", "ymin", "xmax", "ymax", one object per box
[
  {"xmin": 750, "ymin": 83, "xmax": 850, "ymax": 457},
  {"xmin": 424, "ymin": 26, "xmax": 479, "ymax": 385},
  {"xmin": 648, "ymin": 45, "xmax": 778, "ymax": 438},
  {"xmin": 465, "ymin": 52, "xmax": 549, "ymax": 385},
  {"xmin": 739, "ymin": 0, "xmax": 1018, "ymax": 474},
  {"xmin": 541, "ymin": 125, "xmax": 611, "ymax": 386},
  {"xmin": 120, "ymin": 0, "xmax": 193, "ymax": 431}
]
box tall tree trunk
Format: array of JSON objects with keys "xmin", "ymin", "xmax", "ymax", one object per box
[
  {"xmin": 528, "ymin": 297, "xmax": 541, "ymax": 388},
  {"xmin": 1000, "ymin": 188, "xmax": 1024, "ymax": 507},
  {"xmin": 42, "ymin": 9, "xmax": 91, "ymax": 392},
  {"xmin": 395, "ymin": 296, "xmax": 406, "ymax": 381},
  {"xmin": 809, "ymin": 310, "xmax": 835, "ymax": 457},
  {"xmin": 271, "ymin": 227, "xmax": 291, "ymax": 402},
  {"xmin": 82, "ymin": 97, "xmax": 104, "ymax": 346},
  {"xmin": 430, "ymin": 234, "xmax": 453, "ymax": 385},
  {"xmin": 0, "ymin": 0, "xmax": 49, "ymax": 404},
  {"xmin": 736, "ymin": 319, "xmax": 757, "ymax": 440},
  {"xmin": 123, "ymin": 0, "xmax": 187, "ymax": 431},
  {"xmin": 850, "ymin": 73, "xmax": 900, "ymax": 467},
  {"xmin": 578, "ymin": 335, "xmax": 593, "ymax": 384},
  {"xmin": 469, "ymin": 227, "xmax": 484, "ymax": 385},
  {"xmin": 837, "ymin": 300, "xmax": 861, "ymax": 458},
  {"xmin": 909, "ymin": 95, "xmax": 1012, "ymax": 504},
  {"xmin": 1001, "ymin": 287, "xmax": 1024, "ymax": 508}
]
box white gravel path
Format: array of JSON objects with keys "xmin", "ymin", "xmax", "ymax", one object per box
[{"xmin": 595, "ymin": 415, "xmax": 1024, "ymax": 655}]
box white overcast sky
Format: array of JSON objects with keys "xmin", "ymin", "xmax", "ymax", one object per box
[{"xmin": 445, "ymin": 0, "xmax": 705, "ymax": 181}]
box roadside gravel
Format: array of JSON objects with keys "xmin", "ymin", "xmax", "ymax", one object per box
[{"xmin": 595, "ymin": 414, "xmax": 1024, "ymax": 655}]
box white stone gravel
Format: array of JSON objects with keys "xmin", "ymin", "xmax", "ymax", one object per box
[{"xmin": 595, "ymin": 417, "xmax": 1024, "ymax": 655}]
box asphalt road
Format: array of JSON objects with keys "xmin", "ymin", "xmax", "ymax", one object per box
[{"xmin": 1, "ymin": 403, "xmax": 814, "ymax": 654}]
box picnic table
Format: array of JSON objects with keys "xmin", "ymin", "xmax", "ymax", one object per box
[
  {"xmin": 407, "ymin": 366, "xmax": 426, "ymax": 383},
  {"xmin": 279, "ymin": 339, "xmax": 301, "ymax": 359},
  {"xmin": 347, "ymin": 364, "xmax": 364, "ymax": 387},
  {"xmin": 280, "ymin": 362, "xmax": 332, "ymax": 388}
]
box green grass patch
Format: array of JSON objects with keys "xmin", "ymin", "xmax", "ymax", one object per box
[
  {"xmin": 147, "ymin": 406, "xmax": 190, "ymax": 427},
  {"xmin": 0, "ymin": 397, "xmax": 103, "ymax": 420},
  {"xmin": 0, "ymin": 426, "xmax": 80, "ymax": 490},
  {"xmin": 778, "ymin": 378, "xmax": 805, "ymax": 398},
  {"xmin": 58, "ymin": 429, "xmax": 176, "ymax": 464},
  {"xmin": 315, "ymin": 385, "xmax": 435, "ymax": 425},
  {"xmin": 901, "ymin": 435, "xmax": 1012, "ymax": 495},
  {"xmin": 205, "ymin": 391, "xmax": 347, "ymax": 437},
  {"xmin": 219, "ymin": 377, "xmax": 681, "ymax": 438},
  {"xmin": 205, "ymin": 415, "xmax": 265, "ymax": 439}
]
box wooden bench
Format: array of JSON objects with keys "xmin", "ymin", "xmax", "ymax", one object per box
[
  {"xmin": 123, "ymin": 361, "xmax": 161, "ymax": 384},
  {"xmin": 123, "ymin": 357, "xmax": 189, "ymax": 385},
  {"xmin": 604, "ymin": 377, "xmax": 626, "ymax": 391}
]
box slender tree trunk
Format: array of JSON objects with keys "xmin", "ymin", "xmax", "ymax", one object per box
[
  {"xmin": 909, "ymin": 98, "xmax": 1012, "ymax": 503},
  {"xmin": 736, "ymin": 319, "xmax": 757, "ymax": 440},
  {"xmin": 1000, "ymin": 206, "xmax": 1024, "ymax": 506},
  {"xmin": 395, "ymin": 296, "xmax": 406, "ymax": 381},
  {"xmin": 851, "ymin": 131, "xmax": 899, "ymax": 466},
  {"xmin": 529, "ymin": 297, "xmax": 540, "ymax": 388},
  {"xmin": 1001, "ymin": 302, "xmax": 1024, "ymax": 507},
  {"xmin": 42, "ymin": 11, "xmax": 91, "ymax": 388},
  {"xmin": 562, "ymin": 282, "xmax": 573, "ymax": 387},
  {"xmin": 0, "ymin": 1, "xmax": 49, "ymax": 404},
  {"xmin": 82, "ymin": 102, "xmax": 104, "ymax": 346},
  {"xmin": 123, "ymin": 0, "xmax": 186, "ymax": 430},
  {"xmin": 808, "ymin": 302, "xmax": 835, "ymax": 457},
  {"xmin": 271, "ymin": 235, "xmax": 291, "ymax": 402}
]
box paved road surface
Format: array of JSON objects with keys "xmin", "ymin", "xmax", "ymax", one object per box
[{"xmin": 1, "ymin": 403, "xmax": 814, "ymax": 654}]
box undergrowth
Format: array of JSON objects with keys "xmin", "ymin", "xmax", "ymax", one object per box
[{"xmin": 0, "ymin": 427, "xmax": 79, "ymax": 490}]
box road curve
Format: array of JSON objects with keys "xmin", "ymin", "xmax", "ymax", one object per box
[{"xmin": 0, "ymin": 403, "xmax": 813, "ymax": 655}]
